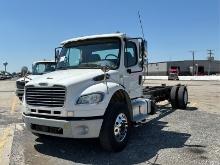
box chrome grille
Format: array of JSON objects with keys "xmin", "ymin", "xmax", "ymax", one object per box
[
  {"xmin": 16, "ymin": 81, "xmax": 25, "ymax": 89},
  {"xmin": 25, "ymin": 86, "xmax": 65, "ymax": 107}
]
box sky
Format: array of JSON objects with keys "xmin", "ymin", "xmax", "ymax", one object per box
[{"xmin": 0, "ymin": 0, "xmax": 219, "ymax": 72}]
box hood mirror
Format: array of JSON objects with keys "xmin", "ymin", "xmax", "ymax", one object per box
[
  {"xmin": 99, "ymin": 61, "xmax": 111, "ymax": 73},
  {"xmin": 100, "ymin": 64, "xmax": 110, "ymax": 73},
  {"xmin": 21, "ymin": 66, "xmax": 28, "ymax": 77},
  {"xmin": 21, "ymin": 66, "xmax": 32, "ymax": 81}
]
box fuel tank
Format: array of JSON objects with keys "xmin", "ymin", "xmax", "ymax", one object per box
[{"xmin": 131, "ymin": 98, "xmax": 151, "ymax": 122}]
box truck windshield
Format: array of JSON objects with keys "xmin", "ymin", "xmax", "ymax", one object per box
[
  {"xmin": 32, "ymin": 62, "xmax": 56, "ymax": 75},
  {"xmin": 56, "ymin": 38, "xmax": 121, "ymax": 70}
]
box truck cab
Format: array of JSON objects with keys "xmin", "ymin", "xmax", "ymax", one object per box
[
  {"xmin": 22, "ymin": 33, "xmax": 188, "ymax": 151},
  {"xmin": 16, "ymin": 60, "xmax": 56, "ymax": 100},
  {"xmin": 168, "ymin": 66, "xmax": 179, "ymax": 80}
]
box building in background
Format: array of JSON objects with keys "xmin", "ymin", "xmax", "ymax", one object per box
[{"xmin": 147, "ymin": 60, "xmax": 220, "ymax": 76}]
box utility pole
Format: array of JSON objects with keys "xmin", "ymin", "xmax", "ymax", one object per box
[
  {"xmin": 189, "ymin": 51, "xmax": 195, "ymax": 76},
  {"xmin": 207, "ymin": 49, "xmax": 214, "ymax": 75}
]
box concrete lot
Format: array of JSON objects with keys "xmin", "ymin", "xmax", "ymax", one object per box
[{"xmin": 0, "ymin": 80, "xmax": 220, "ymax": 165}]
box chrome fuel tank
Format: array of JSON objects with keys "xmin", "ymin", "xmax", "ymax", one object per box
[{"xmin": 131, "ymin": 98, "xmax": 151, "ymax": 122}]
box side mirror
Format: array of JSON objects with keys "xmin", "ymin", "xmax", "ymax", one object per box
[
  {"xmin": 56, "ymin": 50, "xmax": 60, "ymax": 57},
  {"xmin": 141, "ymin": 40, "xmax": 148, "ymax": 57},
  {"xmin": 21, "ymin": 66, "xmax": 28, "ymax": 77},
  {"xmin": 55, "ymin": 47, "xmax": 62, "ymax": 62}
]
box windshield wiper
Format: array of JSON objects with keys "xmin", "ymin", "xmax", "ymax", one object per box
[
  {"xmin": 79, "ymin": 63, "xmax": 102, "ymax": 68},
  {"xmin": 56, "ymin": 66, "xmax": 68, "ymax": 70},
  {"xmin": 33, "ymin": 73, "xmax": 43, "ymax": 75}
]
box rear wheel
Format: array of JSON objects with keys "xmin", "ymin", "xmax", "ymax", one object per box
[
  {"xmin": 170, "ymin": 86, "xmax": 179, "ymax": 109},
  {"xmin": 177, "ymin": 86, "xmax": 188, "ymax": 109},
  {"xmin": 99, "ymin": 103, "xmax": 131, "ymax": 152}
]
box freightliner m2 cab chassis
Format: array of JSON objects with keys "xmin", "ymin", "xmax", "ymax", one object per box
[{"xmin": 22, "ymin": 33, "xmax": 188, "ymax": 152}]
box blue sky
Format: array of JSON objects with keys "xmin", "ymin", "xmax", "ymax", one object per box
[{"xmin": 0, "ymin": 0, "xmax": 219, "ymax": 72}]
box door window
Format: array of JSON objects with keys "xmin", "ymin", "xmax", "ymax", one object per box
[{"xmin": 124, "ymin": 42, "xmax": 138, "ymax": 67}]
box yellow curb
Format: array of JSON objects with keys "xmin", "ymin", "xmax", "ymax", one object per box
[{"xmin": 0, "ymin": 125, "xmax": 15, "ymax": 165}]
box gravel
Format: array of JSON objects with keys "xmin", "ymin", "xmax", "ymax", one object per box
[{"xmin": 0, "ymin": 80, "xmax": 219, "ymax": 165}]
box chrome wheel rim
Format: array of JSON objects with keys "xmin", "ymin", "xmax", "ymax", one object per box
[
  {"xmin": 114, "ymin": 113, "xmax": 128, "ymax": 142},
  {"xmin": 184, "ymin": 90, "xmax": 188, "ymax": 105}
]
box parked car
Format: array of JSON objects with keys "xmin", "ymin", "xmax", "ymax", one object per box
[{"xmin": 0, "ymin": 74, "xmax": 5, "ymax": 80}]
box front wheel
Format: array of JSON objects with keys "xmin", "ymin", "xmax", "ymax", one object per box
[{"xmin": 99, "ymin": 103, "xmax": 131, "ymax": 152}]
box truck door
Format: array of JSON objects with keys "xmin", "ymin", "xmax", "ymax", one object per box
[{"xmin": 123, "ymin": 40, "xmax": 143, "ymax": 98}]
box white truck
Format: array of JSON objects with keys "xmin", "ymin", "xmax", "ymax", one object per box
[
  {"xmin": 22, "ymin": 33, "xmax": 188, "ymax": 152},
  {"xmin": 16, "ymin": 60, "xmax": 56, "ymax": 100}
]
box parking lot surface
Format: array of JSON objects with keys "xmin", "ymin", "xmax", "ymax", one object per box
[{"xmin": 0, "ymin": 80, "xmax": 220, "ymax": 165}]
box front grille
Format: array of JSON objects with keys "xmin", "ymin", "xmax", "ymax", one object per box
[
  {"xmin": 25, "ymin": 86, "xmax": 65, "ymax": 107},
  {"xmin": 16, "ymin": 81, "xmax": 25, "ymax": 89}
]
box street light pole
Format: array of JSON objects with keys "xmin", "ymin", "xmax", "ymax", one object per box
[{"xmin": 189, "ymin": 51, "xmax": 195, "ymax": 76}]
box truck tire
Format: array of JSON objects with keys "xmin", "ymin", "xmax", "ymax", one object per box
[
  {"xmin": 99, "ymin": 103, "xmax": 131, "ymax": 152},
  {"xmin": 170, "ymin": 86, "xmax": 179, "ymax": 109},
  {"xmin": 177, "ymin": 86, "xmax": 188, "ymax": 109}
]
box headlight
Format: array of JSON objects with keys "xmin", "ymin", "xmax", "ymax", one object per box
[{"xmin": 77, "ymin": 93, "xmax": 104, "ymax": 104}]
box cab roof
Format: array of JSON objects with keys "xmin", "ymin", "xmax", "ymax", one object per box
[
  {"xmin": 32, "ymin": 60, "xmax": 55, "ymax": 65},
  {"xmin": 61, "ymin": 33, "xmax": 126, "ymax": 45}
]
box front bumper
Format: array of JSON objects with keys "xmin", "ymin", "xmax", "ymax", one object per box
[{"xmin": 22, "ymin": 113, "xmax": 103, "ymax": 138}]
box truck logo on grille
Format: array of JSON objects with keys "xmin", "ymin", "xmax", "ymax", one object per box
[{"xmin": 39, "ymin": 83, "xmax": 48, "ymax": 86}]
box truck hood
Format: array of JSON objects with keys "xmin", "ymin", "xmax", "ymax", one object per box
[
  {"xmin": 26, "ymin": 69, "xmax": 118, "ymax": 87},
  {"xmin": 16, "ymin": 75, "xmax": 40, "ymax": 83}
]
